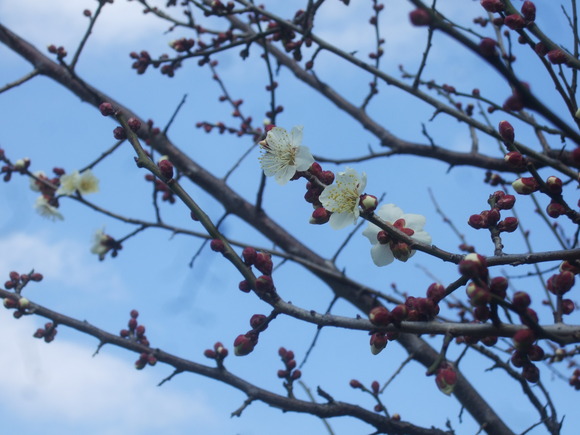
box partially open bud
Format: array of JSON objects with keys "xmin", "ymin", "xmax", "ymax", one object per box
[
  {"xmin": 359, "ymin": 194, "xmax": 378, "ymax": 213},
  {"xmin": 466, "ymin": 282, "xmax": 491, "ymax": 306},
  {"xmin": 427, "ymin": 283, "xmax": 446, "ymax": 303},
  {"xmin": 459, "ymin": 253, "xmax": 488, "ymax": 281},
  {"xmin": 370, "ymin": 332, "xmax": 387, "ymax": 355},
  {"xmin": 435, "ymin": 365, "xmax": 457, "ymax": 395},
  {"xmin": 369, "ymin": 306, "xmax": 391, "ymax": 326},
  {"xmin": 498, "ymin": 120, "xmax": 514, "ymax": 143},
  {"xmin": 233, "ymin": 334, "xmax": 257, "ymax": 356},
  {"xmin": 512, "ymin": 177, "xmax": 539, "ymax": 195},
  {"xmin": 158, "ymin": 159, "xmax": 174, "ymax": 180},
  {"xmin": 545, "ymin": 176, "xmax": 562, "ymax": 194}
]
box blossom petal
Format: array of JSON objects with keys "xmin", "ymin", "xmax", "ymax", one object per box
[
  {"xmin": 294, "ymin": 146, "xmax": 314, "ymax": 171},
  {"xmin": 402, "ymin": 213, "xmax": 426, "ymax": 231},
  {"xmin": 329, "ymin": 211, "xmax": 358, "ymax": 229},
  {"xmin": 274, "ymin": 165, "xmax": 297, "ymax": 185},
  {"xmin": 376, "ymin": 204, "xmax": 404, "ymax": 222},
  {"xmin": 290, "ymin": 125, "xmax": 303, "ymax": 147},
  {"xmin": 370, "ymin": 243, "xmax": 395, "ymax": 266},
  {"xmin": 362, "ymin": 224, "xmax": 381, "ymax": 244}
]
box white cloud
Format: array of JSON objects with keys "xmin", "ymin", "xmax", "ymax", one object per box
[
  {"xmin": 0, "ymin": 315, "xmax": 219, "ymax": 434},
  {"xmin": 0, "ymin": 0, "xmax": 170, "ymax": 51}
]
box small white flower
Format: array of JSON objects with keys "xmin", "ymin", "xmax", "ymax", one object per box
[
  {"xmin": 319, "ymin": 167, "xmax": 367, "ymax": 229},
  {"xmin": 259, "ymin": 126, "xmax": 314, "ymax": 185},
  {"xmin": 29, "ymin": 171, "xmax": 46, "ymax": 192},
  {"xmin": 362, "ymin": 204, "xmax": 431, "ymax": 266},
  {"xmin": 91, "ymin": 228, "xmax": 111, "ymax": 260},
  {"xmin": 56, "ymin": 169, "xmax": 99, "ymax": 195},
  {"xmin": 34, "ymin": 196, "xmax": 64, "ymax": 221}
]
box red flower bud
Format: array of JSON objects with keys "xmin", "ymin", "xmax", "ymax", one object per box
[
  {"xmin": 498, "ymin": 120, "xmax": 515, "ymax": 143},
  {"xmin": 479, "ymin": 38, "xmax": 497, "ymax": 56},
  {"xmin": 504, "ymin": 14, "xmax": 526, "ymax": 30},
  {"xmin": 409, "ymin": 9, "xmax": 431, "ymax": 26},
  {"xmin": 242, "ymin": 247, "xmax": 257, "ymax": 265},
  {"xmin": 390, "ymin": 304, "xmax": 408, "ymax": 323},
  {"xmin": 513, "ymin": 328, "xmax": 536, "ymax": 350},
  {"xmin": 547, "ymin": 271, "xmax": 575, "ymax": 295},
  {"xmin": 562, "ymin": 299, "xmax": 575, "ymax": 315},
  {"xmin": 210, "ymin": 238, "xmax": 225, "ymax": 252},
  {"xmin": 349, "ymin": 379, "xmax": 363, "ymax": 389},
  {"xmin": 99, "ymin": 102, "xmax": 115, "ymax": 116},
  {"xmin": 255, "ymin": 275, "xmax": 275, "ymax": 293},
  {"xmin": 521, "ymin": 1, "xmax": 536, "ymax": 22},
  {"xmin": 512, "ymin": 291, "xmax": 531, "ymax": 312},
  {"xmin": 547, "ymin": 49, "xmax": 568, "ymax": 65},
  {"xmin": 310, "ymin": 207, "xmax": 330, "ymax": 225},
  {"xmin": 522, "ymin": 363, "xmax": 540, "ymax": 383},
  {"xmin": 254, "ymin": 252, "xmax": 273, "ymax": 275},
  {"xmin": 480, "ymin": 0, "xmax": 505, "ymax": 13},
  {"xmin": 497, "ymin": 217, "xmax": 519, "ymax": 232},
  {"xmin": 238, "ymin": 279, "xmax": 251, "ymax": 293},
  {"xmin": 490, "ymin": 277, "xmax": 508, "ymax": 299},
  {"xmin": 250, "ymin": 314, "xmax": 267, "ymax": 330},
  {"xmin": 113, "ymin": 126, "xmax": 126, "ymax": 140},
  {"xmin": 496, "ymin": 194, "xmax": 516, "ymax": 210},
  {"xmin": 127, "ymin": 117, "xmax": 141, "ymax": 132},
  {"xmin": 468, "ymin": 213, "xmax": 487, "ymax": 229},
  {"xmin": 546, "ymin": 201, "xmax": 566, "ymax": 218}
]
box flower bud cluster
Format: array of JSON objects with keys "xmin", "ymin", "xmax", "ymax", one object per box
[
  {"xmin": 232, "ymin": 313, "xmax": 271, "ymax": 357},
  {"xmin": 277, "ymin": 347, "xmax": 301, "ymax": 382},
  {"xmin": 468, "ymin": 191, "xmax": 518, "ymax": 232},
  {"xmin": 238, "ymin": 247, "xmax": 276, "ymax": 296},
  {"xmin": 2, "ymin": 155, "xmax": 31, "ymax": 183},
  {"xmin": 120, "ymin": 309, "xmax": 151, "ymax": 348},
  {"xmin": 510, "ymin": 328, "xmax": 543, "ymax": 383},
  {"xmin": 204, "ymin": 341, "xmax": 229, "ymax": 366},
  {"xmin": 305, "ymin": 162, "xmax": 336, "ymax": 223},
  {"xmin": 47, "ymin": 44, "xmax": 67, "ymax": 60},
  {"xmin": 33, "ymin": 322, "xmax": 58, "ymax": 343},
  {"xmin": 135, "ymin": 352, "xmax": 158, "ymax": 370}
]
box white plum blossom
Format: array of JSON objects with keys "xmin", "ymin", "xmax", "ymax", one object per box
[
  {"xmin": 91, "ymin": 228, "xmax": 112, "ymax": 260},
  {"xmin": 362, "ymin": 204, "xmax": 431, "ymax": 266},
  {"xmin": 34, "ymin": 196, "xmax": 64, "ymax": 221},
  {"xmin": 259, "ymin": 126, "xmax": 314, "ymax": 185},
  {"xmin": 319, "ymin": 167, "xmax": 367, "ymax": 229},
  {"xmin": 56, "ymin": 169, "xmax": 99, "ymax": 195}
]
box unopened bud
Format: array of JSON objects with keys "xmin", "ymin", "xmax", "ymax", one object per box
[
  {"xmin": 498, "ymin": 120, "xmax": 514, "ymax": 143},
  {"xmin": 359, "ymin": 194, "xmax": 378, "ymax": 213},
  {"xmin": 158, "ymin": 159, "xmax": 174, "ymax": 179}
]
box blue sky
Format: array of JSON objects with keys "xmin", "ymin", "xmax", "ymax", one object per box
[{"xmin": 1, "ymin": 1, "xmax": 579, "ymax": 434}]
